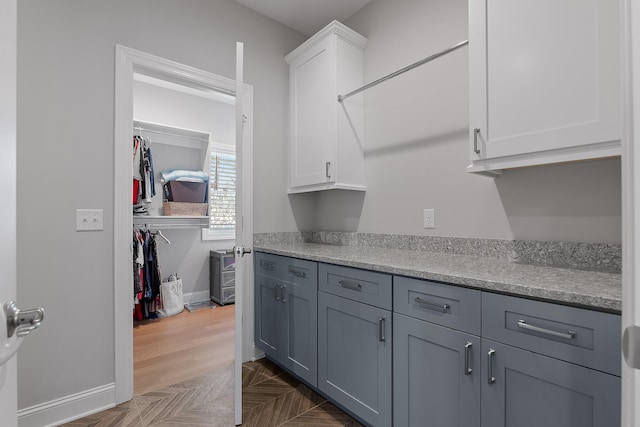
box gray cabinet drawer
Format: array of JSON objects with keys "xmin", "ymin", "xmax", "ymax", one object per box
[
  {"xmin": 482, "ymin": 292, "xmax": 621, "ymax": 376},
  {"xmin": 281, "ymin": 256, "xmax": 317, "ymax": 290},
  {"xmin": 255, "ymin": 252, "xmax": 284, "ymax": 278},
  {"xmin": 255, "ymin": 252, "xmax": 317, "ymax": 290},
  {"xmin": 319, "ymin": 263, "xmax": 392, "ymax": 310},
  {"xmin": 394, "ymin": 276, "xmax": 481, "ymax": 336}
]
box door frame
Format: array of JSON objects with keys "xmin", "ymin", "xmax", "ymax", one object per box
[
  {"xmin": 113, "ymin": 45, "xmax": 254, "ymax": 405},
  {"xmin": 622, "ymin": 0, "xmax": 640, "ymax": 424}
]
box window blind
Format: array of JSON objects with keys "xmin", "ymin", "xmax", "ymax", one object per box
[{"xmin": 209, "ymin": 152, "xmax": 236, "ymax": 230}]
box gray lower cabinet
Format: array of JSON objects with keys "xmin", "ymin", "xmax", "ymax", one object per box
[
  {"xmin": 393, "ymin": 313, "xmax": 481, "ymax": 427},
  {"xmin": 482, "ymin": 339, "xmax": 621, "ymax": 427},
  {"xmin": 318, "ymin": 291, "xmax": 392, "ymax": 427},
  {"xmin": 254, "ymin": 253, "xmax": 318, "ymax": 386}
]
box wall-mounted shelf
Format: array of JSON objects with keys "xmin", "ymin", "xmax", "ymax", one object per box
[{"xmin": 132, "ymin": 215, "xmax": 208, "ymax": 229}]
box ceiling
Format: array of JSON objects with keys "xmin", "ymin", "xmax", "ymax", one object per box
[{"xmin": 232, "ymin": 0, "xmax": 372, "ymax": 36}]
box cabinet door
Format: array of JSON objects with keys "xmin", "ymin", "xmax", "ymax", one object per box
[
  {"xmin": 289, "ymin": 35, "xmax": 337, "ymax": 188},
  {"xmin": 394, "ymin": 314, "xmax": 480, "ymax": 427},
  {"xmin": 318, "ymin": 292, "xmax": 392, "ymax": 427},
  {"xmin": 280, "ymin": 281, "xmax": 318, "ymax": 387},
  {"xmin": 254, "ymin": 275, "xmax": 281, "ymax": 360},
  {"xmin": 469, "ymin": 0, "xmax": 620, "ymax": 169},
  {"xmin": 481, "ymin": 340, "xmax": 620, "ymax": 427}
]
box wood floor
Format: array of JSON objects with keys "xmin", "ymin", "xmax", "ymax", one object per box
[
  {"xmin": 133, "ymin": 305, "xmax": 235, "ymax": 396},
  {"xmin": 62, "ymin": 305, "xmax": 360, "ymax": 426}
]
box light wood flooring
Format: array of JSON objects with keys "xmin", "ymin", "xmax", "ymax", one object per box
[{"xmin": 62, "ymin": 304, "xmax": 360, "ymax": 426}]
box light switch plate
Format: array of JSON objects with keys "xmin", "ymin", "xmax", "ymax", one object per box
[{"xmin": 76, "ymin": 209, "xmax": 104, "ymax": 231}]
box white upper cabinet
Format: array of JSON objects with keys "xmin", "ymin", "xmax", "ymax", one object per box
[
  {"xmin": 468, "ymin": 0, "xmax": 621, "ymax": 176},
  {"xmin": 286, "ymin": 21, "xmax": 367, "ymax": 193}
]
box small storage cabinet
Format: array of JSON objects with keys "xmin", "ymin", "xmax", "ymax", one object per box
[
  {"xmin": 254, "ymin": 252, "xmax": 319, "ymax": 386},
  {"xmin": 285, "ymin": 21, "xmax": 367, "ymax": 193},
  {"xmin": 209, "ymin": 250, "xmax": 235, "ymax": 305},
  {"xmin": 317, "ymin": 263, "xmax": 392, "ymax": 427},
  {"xmin": 468, "ymin": 0, "xmax": 621, "ymax": 175}
]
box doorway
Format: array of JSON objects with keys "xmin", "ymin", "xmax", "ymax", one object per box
[{"xmin": 113, "ymin": 45, "xmax": 254, "ymax": 424}]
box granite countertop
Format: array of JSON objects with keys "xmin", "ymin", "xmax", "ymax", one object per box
[{"xmin": 254, "ymin": 242, "xmax": 622, "ymax": 313}]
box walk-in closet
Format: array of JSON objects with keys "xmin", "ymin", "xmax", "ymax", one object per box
[{"xmin": 131, "ymin": 73, "xmax": 237, "ymax": 395}]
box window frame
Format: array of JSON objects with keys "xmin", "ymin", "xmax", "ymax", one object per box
[{"xmin": 202, "ymin": 141, "xmax": 236, "ymax": 241}]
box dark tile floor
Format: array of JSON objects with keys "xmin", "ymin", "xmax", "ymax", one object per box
[{"xmin": 62, "ymin": 358, "xmax": 361, "ymax": 426}]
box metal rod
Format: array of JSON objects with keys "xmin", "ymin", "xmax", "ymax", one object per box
[{"xmin": 337, "ymin": 39, "xmax": 469, "ymax": 103}]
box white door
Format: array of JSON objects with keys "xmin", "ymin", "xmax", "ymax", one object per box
[
  {"xmin": 622, "ymin": 1, "xmax": 640, "ymax": 425},
  {"xmin": 233, "ymin": 41, "xmax": 253, "ymax": 426},
  {"xmin": 0, "ymin": 0, "xmax": 19, "ymax": 424}
]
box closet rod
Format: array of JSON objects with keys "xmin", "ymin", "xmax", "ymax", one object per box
[
  {"xmin": 135, "ymin": 127, "xmax": 209, "ymax": 143},
  {"xmin": 337, "ymin": 39, "xmax": 469, "ymax": 103}
]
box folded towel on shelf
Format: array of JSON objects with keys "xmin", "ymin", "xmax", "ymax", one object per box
[{"xmin": 161, "ymin": 169, "xmax": 208, "ymax": 183}]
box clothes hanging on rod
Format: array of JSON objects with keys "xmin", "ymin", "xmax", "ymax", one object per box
[
  {"xmin": 133, "ymin": 132, "xmax": 156, "ymax": 214},
  {"xmin": 132, "ymin": 228, "xmax": 165, "ymax": 320}
]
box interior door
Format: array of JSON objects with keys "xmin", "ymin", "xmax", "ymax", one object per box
[
  {"xmin": 234, "ymin": 41, "xmax": 253, "ymax": 426},
  {"xmin": 0, "ymin": 0, "xmax": 18, "ymax": 424}
]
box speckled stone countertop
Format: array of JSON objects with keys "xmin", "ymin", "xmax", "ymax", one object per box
[{"xmin": 254, "ymin": 242, "xmax": 622, "ymax": 313}]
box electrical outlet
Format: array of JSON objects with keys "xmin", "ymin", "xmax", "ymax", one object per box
[
  {"xmin": 76, "ymin": 209, "xmax": 104, "ymax": 231},
  {"xmin": 423, "ymin": 209, "xmax": 435, "ymax": 229}
]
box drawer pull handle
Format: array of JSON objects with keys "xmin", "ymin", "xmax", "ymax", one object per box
[
  {"xmin": 274, "ymin": 284, "xmax": 281, "ymax": 302},
  {"xmin": 281, "ymin": 284, "xmax": 287, "ymax": 303},
  {"xmin": 473, "ymin": 128, "xmax": 481, "ymax": 154},
  {"xmin": 414, "ymin": 297, "xmax": 450, "ymax": 312},
  {"xmin": 260, "ymin": 260, "xmax": 276, "ymax": 270},
  {"xmin": 517, "ymin": 319, "xmax": 576, "ymax": 340},
  {"xmin": 288, "ymin": 267, "xmax": 307, "ymax": 279},
  {"xmin": 488, "ymin": 349, "xmax": 496, "ymax": 384},
  {"xmin": 339, "ymin": 280, "xmax": 362, "ymax": 291},
  {"xmin": 464, "ymin": 342, "xmax": 473, "ymax": 375},
  {"xmin": 378, "ymin": 317, "xmax": 386, "ymax": 342}
]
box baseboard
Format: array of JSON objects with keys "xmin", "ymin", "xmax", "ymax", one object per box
[
  {"xmin": 18, "ymin": 383, "xmax": 116, "ymax": 427},
  {"xmin": 183, "ymin": 290, "xmax": 210, "ymax": 304}
]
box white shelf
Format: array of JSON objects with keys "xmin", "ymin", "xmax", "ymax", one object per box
[{"xmin": 132, "ymin": 215, "xmax": 208, "ymax": 229}]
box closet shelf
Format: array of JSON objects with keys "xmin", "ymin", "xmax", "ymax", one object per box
[{"xmin": 133, "ymin": 215, "xmax": 208, "ymax": 229}]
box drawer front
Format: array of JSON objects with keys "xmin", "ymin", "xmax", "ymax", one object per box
[
  {"xmin": 255, "ymin": 252, "xmax": 283, "ymax": 278},
  {"xmin": 281, "ymin": 256, "xmax": 317, "ymax": 291},
  {"xmin": 319, "ymin": 263, "xmax": 392, "ymax": 310},
  {"xmin": 221, "ymin": 271, "xmax": 235, "ymax": 288},
  {"xmin": 482, "ymin": 292, "xmax": 621, "ymax": 376},
  {"xmin": 394, "ymin": 276, "xmax": 482, "ymax": 335}
]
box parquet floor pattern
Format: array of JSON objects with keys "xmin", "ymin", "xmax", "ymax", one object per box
[{"xmin": 61, "ymin": 306, "xmax": 361, "ymax": 426}]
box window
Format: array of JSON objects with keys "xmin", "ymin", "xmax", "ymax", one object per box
[{"xmin": 202, "ymin": 144, "xmax": 236, "ymax": 240}]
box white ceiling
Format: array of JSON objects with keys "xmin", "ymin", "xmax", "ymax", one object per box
[{"xmin": 233, "ymin": 0, "xmax": 372, "ymax": 36}]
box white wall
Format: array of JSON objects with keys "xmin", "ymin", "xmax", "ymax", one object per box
[
  {"xmin": 16, "ymin": 0, "xmax": 304, "ymax": 412},
  {"xmin": 303, "ymin": 0, "xmax": 623, "ymax": 244}
]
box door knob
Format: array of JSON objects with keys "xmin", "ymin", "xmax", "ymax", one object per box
[
  {"xmin": 5, "ymin": 301, "xmax": 44, "ymax": 339},
  {"xmin": 233, "ymin": 246, "xmax": 252, "ymax": 257},
  {"xmin": 0, "ymin": 301, "xmax": 44, "ymax": 365},
  {"xmin": 623, "ymin": 326, "xmax": 640, "ymax": 369}
]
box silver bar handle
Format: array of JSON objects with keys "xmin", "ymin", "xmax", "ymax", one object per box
[
  {"xmin": 288, "ymin": 267, "xmax": 307, "ymax": 279},
  {"xmin": 339, "ymin": 280, "xmax": 362, "ymax": 291},
  {"xmin": 274, "ymin": 284, "xmax": 280, "ymax": 302},
  {"xmin": 378, "ymin": 317, "xmax": 386, "ymax": 342},
  {"xmin": 326, "ymin": 162, "xmax": 331, "ymax": 179},
  {"xmin": 260, "ymin": 260, "xmax": 276, "ymax": 271},
  {"xmin": 488, "ymin": 349, "xmax": 496, "ymax": 384},
  {"xmin": 464, "ymin": 342, "xmax": 473, "ymax": 375},
  {"xmin": 414, "ymin": 297, "xmax": 450, "ymax": 313},
  {"xmin": 5, "ymin": 301, "xmax": 45, "ymax": 339},
  {"xmin": 473, "ymin": 128, "xmax": 481, "ymax": 154},
  {"xmin": 281, "ymin": 284, "xmax": 287, "ymax": 303},
  {"xmin": 517, "ymin": 319, "xmax": 576, "ymax": 340}
]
